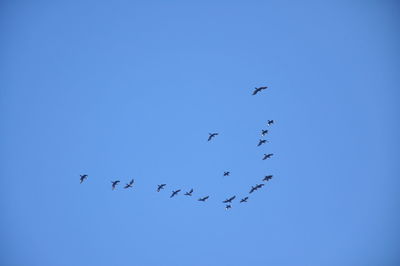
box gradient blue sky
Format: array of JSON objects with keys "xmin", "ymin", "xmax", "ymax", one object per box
[{"xmin": 1, "ymin": 1, "xmax": 399, "ymax": 266}]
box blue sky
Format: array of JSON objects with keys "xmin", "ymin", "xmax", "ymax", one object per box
[{"xmin": 1, "ymin": 1, "xmax": 399, "ymax": 266}]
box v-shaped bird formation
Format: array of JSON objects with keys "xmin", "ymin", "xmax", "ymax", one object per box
[{"xmin": 79, "ymin": 85, "xmax": 276, "ymax": 210}]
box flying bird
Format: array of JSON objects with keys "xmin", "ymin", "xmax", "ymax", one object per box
[
  {"xmin": 184, "ymin": 189, "xmax": 193, "ymax": 196},
  {"xmin": 198, "ymin": 196, "xmax": 209, "ymax": 202},
  {"xmin": 263, "ymin": 175, "xmax": 273, "ymax": 182},
  {"xmin": 157, "ymin": 184, "xmax": 166, "ymax": 192},
  {"xmin": 223, "ymin": 171, "xmax": 230, "ymax": 176},
  {"xmin": 263, "ymin": 153, "xmax": 274, "ymax": 160},
  {"xmin": 240, "ymin": 197, "xmax": 249, "ymax": 203},
  {"xmin": 111, "ymin": 180, "xmax": 120, "ymax": 190},
  {"xmin": 223, "ymin": 196, "xmax": 236, "ymax": 203},
  {"xmin": 252, "ymin": 86, "xmax": 268, "ymax": 95},
  {"xmin": 225, "ymin": 204, "xmax": 232, "ymax": 210},
  {"xmin": 255, "ymin": 184, "xmax": 265, "ymax": 190},
  {"xmin": 250, "ymin": 184, "xmax": 264, "ymax": 193},
  {"xmin": 267, "ymin": 120, "xmax": 274, "ymax": 126},
  {"xmin": 80, "ymin": 174, "xmax": 88, "ymax": 184},
  {"xmin": 124, "ymin": 179, "xmax": 134, "ymax": 189},
  {"xmin": 261, "ymin": 129, "xmax": 269, "ymax": 136},
  {"xmin": 257, "ymin": 139, "xmax": 268, "ymax": 146},
  {"xmin": 249, "ymin": 186, "xmax": 257, "ymax": 194},
  {"xmin": 170, "ymin": 189, "xmax": 181, "ymax": 198},
  {"xmin": 208, "ymin": 133, "xmax": 219, "ymax": 141}
]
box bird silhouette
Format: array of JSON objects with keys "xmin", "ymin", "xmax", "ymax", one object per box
[
  {"xmin": 252, "ymin": 86, "xmax": 268, "ymax": 95},
  {"xmin": 223, "ymin": 196, "xmax": 236, "ymax": 203},
  {"xmin": 223, "ymin": 171, "xmax": 230, "ymax": 176},
  {"xmin": 267, "ymin": 120, "xmax": 274, "ymax": 126},
  {"xmin": 249, "ymin": 186, "xmax": 257, "ymax": 194},
  {"xmin": 111, "ymin": 180, "xmax": 120, "ymax": 190},
  {"xmin": 240, "ymin": 197, "xmax": 249, "ymax": 203},
  {"xmin": 170, "ymin": 189, "xmax": 181, "ymax": 198},
  {"xmin": 157, "ymin": 184, "xmax": 166, "ymax": 192},
  {"xmin": 263, "ymin": 175, "xmax": 273, "ymax": 182},
  {"xmin": 184, "ymin": 189, "xmax": 193, "ymax": 196},
  {"xmin": 198, "ymin": 196, "xmax": 209, "ymax": 202},
  {"xmin": 261, "ymin": 129, "xmax": 269, "ymax": 136},
  {"xmin": 263, "ymin": 153, "xmax": 274, "ymax": 160},
  {"xmin": 225, "ymin": 204, "xmax": 232, "ymax": 210},
  {"xmin": 80, "ymin": 174, "xmax": 88, "ymax": 184},
  {"xmin": 124, "ymin": 179, "xmax": 134, "ymax": 189},
  {"xmin": 255, "ymin": 184, "xmax": 265, "ymax": 190},
  {"xmin": 208, "ymin": 133, "xmax": 219, "ymax": 141},
  {"xmin": 257, "ymin": 139, "xmax": 268, "ymax": 146}
]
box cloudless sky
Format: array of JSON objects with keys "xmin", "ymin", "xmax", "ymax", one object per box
[{"xmin": 1, "ymin": 1, "xmax": 399, "ymax": 266}]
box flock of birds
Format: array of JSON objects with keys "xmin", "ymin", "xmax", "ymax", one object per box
[{"xmin": 79, "ymin": 86, "xmax": 275, "ymax": 210}]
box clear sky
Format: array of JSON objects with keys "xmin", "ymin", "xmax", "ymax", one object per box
[{"xmin": 1, "ymin": 1, "xmax": 399, "ymax": 266}]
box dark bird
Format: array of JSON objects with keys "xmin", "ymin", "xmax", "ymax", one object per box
[
  {"xmin": 257, "ymin": 139, "xmax": 268, "ymax": 146},
  {"xmin": 208, "ymin": 133, "xmax": 219, "ymax": 141},
  {"xmin": 223, "ymin": 196, "xmax": 236, "ymax": 203},
  {"xmin": 184, "ymin": 189, "xmax": 194, "ymax": 196},
  {"xmin": 111, "ymin": 180, "xmax": 120, "ymax": 190},
  {"xmin": 225, "ymin": 204, "xmax": 232, "ymax": 210},
  {"xmin": 223, "ymin": 171, "xmax": 230, "ymax": 176},
  {"xmin": 263, "ymin": 153, "xmax": 274, "ymax": 160},
  {"xmin": 250, "ymin": 184, "xmax": 264, "ymax": 193},
  {"xmin": 267, "ymin": 120, "xmax": 274, "ymax": 126},
  {"xmin": 263, "ymin": 175, "xmax": 273, "ymax": 182},
  {"xmin": 80, "ymin": 174, "xmax": 88, "ymax": 184},
  {"xmin": 198, "ymin": 196, "xmax": 209, "ymax": 202},
  {"xmin": 170, "ymin": 189, "xmax": 181, "ymax": 198},
  {"xmin": 252, "ymin": 86, "xmax": 268, "ymax": 95},
  {"xmin": 261, "ymin": 129, "xmax": 269, "ymax": 136},
  {"xmin": 157, "ymin": 184, "xmax": 166, "ymax": 192},
  {"xmin": 255, "ymin": 184, "xmax": 265, "ymax": 190},
  {"xmin": 240, "ymin": 197, "xmax": 249, "ymax": 203},
  {"xmin": 124, "ymin": 179, "xmax": 134, "ymax": 189}
]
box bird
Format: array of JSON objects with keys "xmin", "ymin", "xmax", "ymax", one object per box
[
  {"xmin": 263, "ymin": 153, "xmax": 274, "ymax": 160},
  {"xmin": 124, "ymin": 179, "xmax": 134, "ymax": 189},
  {"xmin": 80, "ymin": 174, "xmax": 88, "ymax": 184},
  {"xmin": 252, "ymin": 86, "xmax": 268, "ymax": 95},
  {"xmin": 157, "ymin": 184, "xmax": 166, "ymax": 192},
  {"xmin": 223, "ymin": 171, "xmax": 230, "ymax": 176},
  {"xmin": 223, "ymin": 196, "xmax": 236, "ymax": 203},
  {"xmin": 249, "ymin": 186, "xmax": 257, "ymax": 194},
  {"xmin": 240, "ymin": 197, "xmax": 249, "ymax": 203},
  {"xmin": 267, "ymin": 120, "xmax": 274, "ymax": 126},
  {"xmin": 263, "ymin": 175, "xmax": 273, "ymax": 182},
  {"xmin": 111, "ymin": 180, "xmax": 120, "ymax": 190},
  {"xmin": 208, "ymin": 133, "xmax": 219, "ymax": 141},
  {"xmin": 198, "ymin": 196, "xmax": 209, "ymax": 202},
  {"xmin": 225, "ymin": 204, "xmax": 232, "ymax": 210},
  {"xmin": 184, "ymin": 189, "xmax": 193, "ymax": 196},
  {"xmin": 255, "ymin": 184, "xmax": 265, "ymax": 190},
  {"xmin": 250, "ymin": 184, "xmax": 264, "ymax": 194},
  {"xmin": 170, "ymin": 189, "xmax": 181, "ymax": 198},
  {"xmin": 257, "ymin": 139, "xmax": 268, "ymax": 146},
  {"xmin": 261, "ymin": 129, "xmax": 269, "ymax": 136}
]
